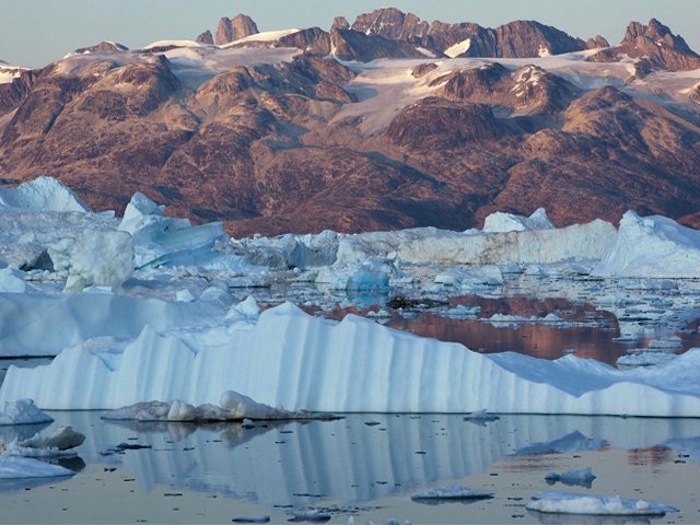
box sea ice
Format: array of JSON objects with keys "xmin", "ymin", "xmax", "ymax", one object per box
[
  {"xmin": 411, "ymin": 485, "xmax": 493, "ymax": 502},
  {"xmin": 526, "ymin": 491, "xmax": 678, "ymax": 516}
]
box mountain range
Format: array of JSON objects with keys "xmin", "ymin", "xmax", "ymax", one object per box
[{"xmin": 1, "ymin": 7, "xmax": 699, "ymax": 236}]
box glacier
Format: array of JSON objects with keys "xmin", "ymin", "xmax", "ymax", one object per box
[{"xmin": 2, "ymin": 300, "xmax": 700, "ymax": 416}]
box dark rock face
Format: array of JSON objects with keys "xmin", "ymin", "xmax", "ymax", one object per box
[
  {"xmin": 278, "ymin": 28, "xmax": 331, "ymax": 56},
  {"xmin": 351, "ymin": 7, "xmax": 430, "ymax": 41},
  {"xmin": 215, "ymin": 14, "xmax": 259, "ymax": 45},
  {"xmin": 589, "ymin": 19, "xmax": 700, "ymax": 73},
  {"xmin": 0, "ymin": 69, "xmax": 38, "ymax": 115},
  {"xmin": 343, "ymin": 8, "xmax": 588, "ymax": 60},
  {"xmin": 196, "ymin": 30, "xmax": 214, "ymax": 45},
  {"xmin": 331, "ymin": 16, "xmax": 349, "ymax": 31},
  {"xmin": 330, "ymin": 28, "xmax": 427, "ymax": 61}
]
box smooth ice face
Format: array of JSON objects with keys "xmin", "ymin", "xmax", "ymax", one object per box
[
  {"xmin": 2, "ymin": 301, "xmax": 700, "ymax": 415},
  {"xmin": 593, "ymin": 211, "xmax": 700, "ymax": 278},
  {"xmin": 0, "ymin": 456, "xmax": 75, "ymax": 480}
]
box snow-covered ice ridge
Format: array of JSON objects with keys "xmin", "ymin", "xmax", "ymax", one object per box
[{"xmin": 3, "ymin": 301, "xmax": 700, "ymax": 416}]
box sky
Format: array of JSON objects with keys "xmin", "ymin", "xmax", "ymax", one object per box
[{"xmin": 1, "ymin": 0, "xmax": 698, "ymax": 67}]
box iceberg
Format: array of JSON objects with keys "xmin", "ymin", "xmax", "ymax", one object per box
[
  {"xmin": 0, "ymin": 455, "xmax": 76, "ymax": 480},
  {"xmin": 0, "ymin": 399, "xmax": 53, "ymax": 426},
  {"xmin": 483, "ymin": 207, "xmax": 554, "ymax": 233},
  {"xmin": 118, "ymin": 191, "xmax": 231, "ymax": 269},
  {"xmin": 0, "ymin": 176, "xmax": 90, "ymax": 213},
  {"xmin": 526, "ymin": 491, "xmax": 678, "ymax": 516},
  {"xmin": 335, "ymin": 220, "xmax": 615, "ymax": 266},
  {"xmin": 593, "ymin": 211, "xmax": 700, "ymax": 278},
  {"xmin": 2, "ymin": 302, "xmax": 700, "ymax": 416},
  {"xmin": 410, "ymin": 485, "xmax": 493, "ymax": 502}
]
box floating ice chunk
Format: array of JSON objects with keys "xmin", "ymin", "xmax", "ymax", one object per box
[
  {"xmin": 526, "ymin": 491, "xmax": 678, "ymax": 515},
  {"xmin": 346, "ymin": 258, "xmax": 392, "ymax": 291},
  {"xmin": 118, "ymin": 191, "xmax": 228, "ymax": 269},
  {"xmin": 103, "ymin": 390, "xmax": 297, "ymax": 422},
  {"xmin": 0, "ymin": 399, "xmax": 53, "ymax": 426},
  {"xmin": 434, "ymin": 265, "xmax": 503, "ymax": 289},
  {"xmin": 0, "ymin": 176, "xmax": 90, "ymax": 213},
  {"xmin": 483, "ymin": 208, "xmax": 554, "ymax": 233},
  {"xmin": 617, "ymin": 351, "xmax": 677, "ymax": 369},
  {"xmin": 411, "ymin": 485, "xmax": 493, "ymax": 502},
  {"xmin": 0, "ymin": 455, "xmax": 76, "ymax": 479},
  {"xmin": 593, "ymin": 211, "xmax": 700, "ymax": 278},
  {"xmin": 545, "ymin": 467, "xmax": 596, "ymax": 488},
  {"xmin": 18, "ymin": 426, "xmax": 85, "ymax": 451},
  {"xmin": 0, "ymin": 267, "xmax": 26, "ymax": 293}
]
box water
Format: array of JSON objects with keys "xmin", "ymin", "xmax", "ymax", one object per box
[{"xmin": 1, "ymin": 411, "xmax": 699, "ymax": 523}]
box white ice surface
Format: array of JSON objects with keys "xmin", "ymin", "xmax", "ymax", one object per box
[
  {"xmin": 0, "ymin": 455, "xmax": 75, "ymax": 479},
  {"xmin": 335, "ymin": 219, "xmax": 615, "ymax": 266},
  {"xmin": 526, "ymin": 491, "xmax": 678, "ymax": 515},
  {"xmin": 3, "ymin": 301, "xmax": 700, "ymax": 415},
  {"xmin": 594, "ymin": 211, "xmax": 700, "ymax": 278},
  {"xmin": 0, "ymin": 399, "xmax": 53, "ymax": 426},
  {"xmin": 0, "ymin": 176, "xmax": 90, "ymax": 213},
  {"xmin": 411, "ymin": 484, "xmax": 492, "ymax": 501},
  {"xmin": 483, "ymin": 208, "xmax": 554, "ymax": 233}
]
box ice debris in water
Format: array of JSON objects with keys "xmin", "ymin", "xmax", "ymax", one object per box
[
  {"xmin": 0, "ymin": 399, "xmax": 53, "ymax": 426},
  {"xmin": 411, "ymin": 485, "xmax": 494, "ymax": 502}
]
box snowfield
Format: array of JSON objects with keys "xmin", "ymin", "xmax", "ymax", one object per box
[{"xmin": 2, "ymin": 178, "xmax": 700, "ymax": 416}]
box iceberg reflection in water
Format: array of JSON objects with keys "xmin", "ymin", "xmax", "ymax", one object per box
[{"xmin": 38, "ymin": 411, "xmax": 700, "ymax": 508}]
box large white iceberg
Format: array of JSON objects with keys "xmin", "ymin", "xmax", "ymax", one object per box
[
  {"xmin": 593, "ymin": 211, "xmax": 700, "ymax": 278},
  {"xmin": 0, "ymin": 176, "xmax": 90, "ymax": 213},
  {"xmin": 483, "ymin": 207, "xmax": 554, "ymax": 233},
  {"xmin": 2, "ymin": 302, "xmax": 700, "ymax": 416},
  {"xmin": 335, "ymin": 219, "xmax": 615, "ymax": 266}
]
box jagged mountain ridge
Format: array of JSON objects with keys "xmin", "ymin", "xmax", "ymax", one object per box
[{"xmin": 0, "ymin": 8, "xmax": 699, "ymax": 236}]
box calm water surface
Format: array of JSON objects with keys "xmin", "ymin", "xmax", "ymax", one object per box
[{"xmin": 1, "ymin": 411, "xmax": 699, "ymax": 524}]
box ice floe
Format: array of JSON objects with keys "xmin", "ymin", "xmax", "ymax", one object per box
[
  {"xmin": 0, "ymin": 399, "xmax": 53, "ymax": 426},
  {"xmin": 410, "ymin": 485, "xmax": 493, "ymax": 502},
  {"xmin": 526, "ymin": 491, "xmax": 679, "ymax": 516}
]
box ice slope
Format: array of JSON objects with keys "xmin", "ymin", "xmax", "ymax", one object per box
[
  {"xmin": 0, "ymin": 292, "xmax": 225, "ymax": 357},
  {"xmin": 0, "ymin": 176, "xmax": 90, "ymax": 213},
  {"xmin": 593, "ymin": 211, "xmax": 700, "ymax": 278},
  {"xmin": 2, "ymin": 302, "xmax": 700, "ymax": 415}
]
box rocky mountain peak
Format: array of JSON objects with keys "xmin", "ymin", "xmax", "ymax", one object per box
[
  {"xmin": 331, "ymin": 16, "xmax": 349, "ymax": 31},
  {"xmin": 72, "ymin": 41, "xmax": 129, "ymax": 55},
  {"xmin": 215, "ymin": 14, "xmax": 259, "ymax": 45},
  {"xmin": 590, "ymin": 18, "xmax": 700, "ymax": 73},
  {"xmin": 351, "ymin": 7, "xmax": 429, "ymax": 41},
  {"xmin": 196, "ymin": 30, "xmax": 214, "ymax": 45}
]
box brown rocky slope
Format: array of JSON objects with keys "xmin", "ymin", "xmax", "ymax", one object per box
[{"xmin": 0, "ymin": 12, "xmax": 699, "ymax": 235}]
